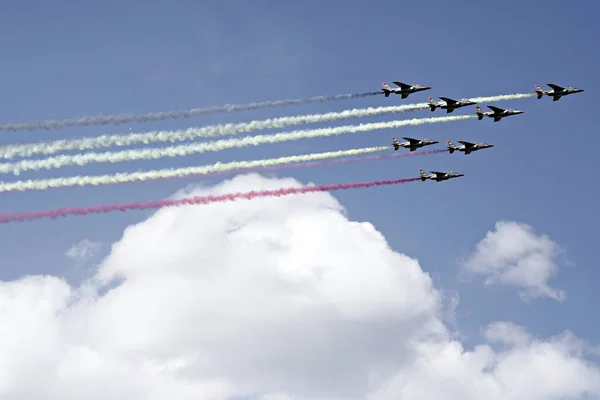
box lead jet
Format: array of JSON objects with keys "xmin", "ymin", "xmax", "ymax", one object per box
[
  {"xmin": 534, "ymin": 83, "xmax": 584, "ymax": 101},
  {"xmin": 381, "ymin": 81, "xmax": 431, "ymax": 98},
  {"xmin": 419, "ymin": 168, "xmax": 464, "ymax": 182},
  {"xmin": 428, "ymin": 96, "xmax": 477, "ymax": 113},
  {"xmin": 475, "ymin": 105, "xmax": 524, "ymax": 122},
  {"xmin": 392, "ymin": 136, "xmax": 439, "ymax": 151},
  {"xmin": 446, "ymin": 140, "xmax": 493, "ymax": 155}
]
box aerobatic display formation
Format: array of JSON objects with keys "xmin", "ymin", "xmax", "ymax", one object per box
[{"xmin": 0, "ymin": 82, "xmax": 584, "ymax": 224}]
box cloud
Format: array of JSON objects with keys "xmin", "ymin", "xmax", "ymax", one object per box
[
  {"xmin": 483, "ymin": 321, "xmax": 532, "ymax": 346},
  {"xmin": 368, "ymin": 323, "xmax": 600, "ymax": 400},
  {"xmin": 462, "ymin": 221, "xmax": 565, "ymax": 302},
  {"xmin": 0, "ymin": 174, "xmax": 598, "ymax": 399},
  {"xmin": 65, "ymin": 239, "xmax": 101, "ymax": 264}
]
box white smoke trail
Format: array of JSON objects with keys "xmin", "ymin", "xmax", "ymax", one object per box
[
  {"xmin": 0, "ymin": 115, "xmax": 475, "ymax": 175},
  {"xmin": 0, "ymin": 92, "xmax": 535, "ymax": 159},
  {"xmin": 470, "ymin": 93, "xmax": 535, "ymax": 102},
  {"xmin": 0, "ymin": 146, "xmax": 396, "ymax": 193},
  {"xmin": 0, "ymin": 91, "xmax": 382, "ymax": 131},
  {"xmin": 0, "ymin": 104, "xmax": 427, "ymax": 159}
]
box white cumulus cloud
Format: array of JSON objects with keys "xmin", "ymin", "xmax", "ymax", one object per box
[
  {"xmin": 65, "ymin": 239, "xmax": 101, "ymax": 264},
  {"xmin": 483, "ymin": 321, "xmax": 532, "ymax": 347},
  {"xmin": 369, "ymin": 323, "xmax": 600, "ymax": 400},
  {"xmin": 0, "ymin": 174, "xmax": 598, "ymax": 399},
  {"xmin": 462, "ymin": 220, "xmax": 565, "ymax": 302}
]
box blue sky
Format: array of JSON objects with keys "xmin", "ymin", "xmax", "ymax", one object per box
[{"xmin": 0, "ymin": 0, "xmax": 597, "ymax": 350}]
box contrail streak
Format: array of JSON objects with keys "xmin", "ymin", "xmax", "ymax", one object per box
[
  {"xmin": 0, "ymin": 92, "xmax": 382, "ymax": 132},
  {"xmin": 0, "ymin": 147, "xmax": 445, "ymax": 193},
  {"xmin": 0, "ymin": 115, "xmax": 474, "ymax": 175},
  {"xmin": 470, "ymin": 93, "xmax": 536, "ymax": 102},
  {"xmin": 144, "ymin": 148, "xmax": 449, "ymax": 186},
  {"xmin": 0, "ymin": 92, "xmax": 534, "ymax": 159},
  {"xmin": 0, "ymin": 177, "xmax": 421, "ymax": 224},
  {"xmin": 0, "ymin": 104, "xmax": 427, "ymax": 159}
]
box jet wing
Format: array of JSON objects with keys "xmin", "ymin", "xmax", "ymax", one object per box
[
  {"xmin": 552, "ymin": 95, "xmax": 561, "ymax": 102},
  {"xmin": 438, "ymin": 97, "xmax": 457, "ymax": 104},
  {"xmin": 493, "ymin": 116, "xmax": 502, "ymax": 122},
  {"xmin": 457, "ymin": 140, "xmax": 475, "ymax": 147},
  {"xmin": 392, "ymin": 81, "xmax": 411, "ymax": 89},
  {"xmin": 402, "ymin": 137, "xmax": 420, "ymax": 143},
  {"xmin": 429, "ymin": 171, "xmax": 447, "ymax": 176},
  {"xmin": 401, "ymin": 93, "xmax": 409, "ymax": 99},
  {"xmin": 487, "ymin": 105, "xmax": 505, "ymax": 113},
  {"xmin": 547, "ymin": 83, "xmax": 564, "ymax": 91}
]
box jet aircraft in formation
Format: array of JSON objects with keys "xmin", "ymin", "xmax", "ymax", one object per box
[
  {"xmin": 427, "ymin": 97, "xmax": 477, "ymax": 113},
  {"xmin": 392, "ymin": 136, "xmax": 438, "ymax": 151},
  {"xmin": 475, "ymin": 105, "xmax": 524, "ymax": 122},
  {"xmin": 381, "ymin": 81, "xmax": 431, "ymax": 98},
  {"xmin": 418, "ymin": 169, "xmax": 464, "ymax": 182},
  {"xmin": 379, "ymin": 80, "xmax": 583, "ymax": 183},
  {"xmin": 534, "ymin": 83, "xmax": 584, "ymax": 101},
  {"xmin": 446, "ymin": 140, "xmax": 493, "ymax": 155}
]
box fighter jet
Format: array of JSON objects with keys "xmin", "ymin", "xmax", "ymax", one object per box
[
  {"xmin": 475, "ymin": 105, "xmax": 524, "ymax": 122},
  {"xmin": 446, "ymin": 140, "xmax": 493, "ymax": 155},
  {"xmin": 419, "ymin": 168, "xmax": 464, "ymax": 182},
  {"xmin": 392, "ymin": 136, "xmax": 439, "ymax": 152},
  {"xmin": 381, "ymin": 81, "xmax": 432, "ymax": 98},
  {"xmin": 428, "ymin": 97, "xmax": 477, "ymax": 113},
  {"xmin": 534, "ymin": 83, "xmax": 584, "ymax": 101}
]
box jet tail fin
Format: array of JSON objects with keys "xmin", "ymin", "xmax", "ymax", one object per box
[
  {"xmin": 475, "ymin": 106, "xmax": 484, "ymax": 120},
  {"xmin": 427, "ymin": 97, "xmax": 437, "ymax": 112},
  {"xmin": 419, "ymin": 168, "xmax": 427, "ymax": 181},
  {"xmin": 382, "ymin": 82, "xmax": 392, "ymax": 97},
  {"xmin": 446, "ymin": 140, "xmax": 456, "ymax": 153},
  {"xmin": 534, "ymin": 84, "xmax": 545, "ymax": 99}
]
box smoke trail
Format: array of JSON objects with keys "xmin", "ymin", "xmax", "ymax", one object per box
[
  {"xmin": 146, "ymin": 148, "xmax": 449, "ymax": 186},
  {"xmin": 0, "ymin": 104, "xmax": 428, "ymax": 159},
  {"xmin": 0, "ymin": 115, "xmax": 474, "ymax": 175},
  {"xmin": 469, "ymin": 93, "xmax": 536, "ymax": 102},
  {"xmin": 0, "ymin": 92, "xmax": 382, "ymax": 132},
  {"xmin": 0, "ymin": 147, "xmax": 445, "ymax": 193},
  {"xmin": 0, "ymin": 92, "xmax": 534, "ymax": 159},
  {"xmin": 0, "ymin": 177, "xmax": 422, "ymax": 224}
]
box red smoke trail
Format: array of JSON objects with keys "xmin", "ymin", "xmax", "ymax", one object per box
[{"xmin": 0, "ymin": 177, "xmax": 421, "ymax": 224}]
